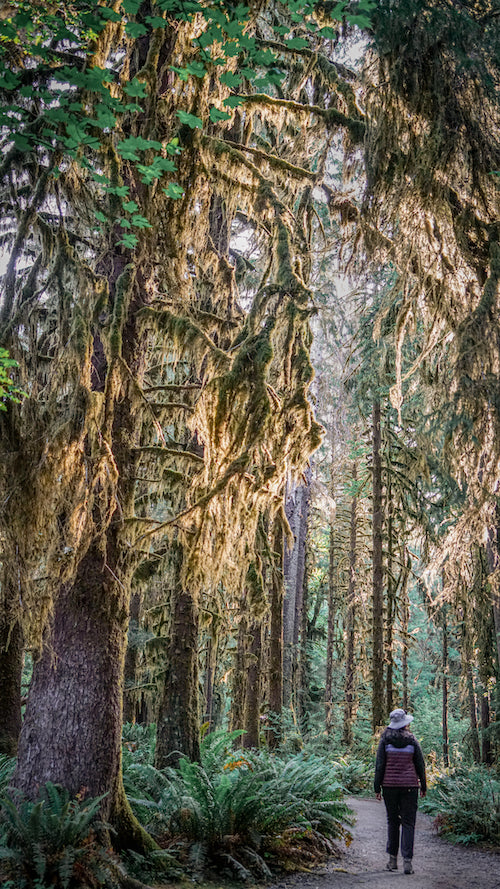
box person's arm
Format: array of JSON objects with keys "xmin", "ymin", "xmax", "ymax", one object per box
[
  {"xmin": 374, "ymin": 736, "xmax": 386, "ymax": 796},
  {"xmin": 413, "ymin": 738, "xmax": 427, "ymax": 796}
]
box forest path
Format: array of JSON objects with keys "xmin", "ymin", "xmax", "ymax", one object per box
[{"xmin": 268, "ymin": 797, "xmax": 500, "ymax": 889}]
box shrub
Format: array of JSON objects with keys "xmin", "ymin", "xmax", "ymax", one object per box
[
  {"xmin": 331, "ymin": 756, "xmax": 372, "ymax": 795},
  {"xmin": 0, "ymin": 783, "xmax": 120, "ymax": 889},
  {"xmin": 421, "ymin": 766, "xmax": 500, "ymax": 844},
  {"xmin": 0, "ymin": 757, "xmax": 15, "ymax": 795},
  {"xmin": 124, "ymin": 732, "xmax": 353, "ymax": 880}
]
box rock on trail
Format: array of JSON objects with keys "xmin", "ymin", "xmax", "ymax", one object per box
[{"xmin": 268, "ymin": 797, "xmax": 500, "ymax": 889}]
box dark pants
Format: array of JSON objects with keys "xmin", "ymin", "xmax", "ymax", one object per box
[{"xmin": 382, "ymin": 786, "xmax": 419, "ymax": 859}]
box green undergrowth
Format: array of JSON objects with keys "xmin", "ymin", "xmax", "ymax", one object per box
[
  {"xmin": 0, "ymin": 783, "xmax": 120, "ymax": 889},
  {"xmin": 421, "ymin": 765, "xmax": 500, "ymax": 845},
  {"xmin": 123, "ymin": 729, "xmax": 354, "ymax": 881}
]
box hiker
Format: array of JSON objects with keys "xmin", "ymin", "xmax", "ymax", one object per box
[{"xmin": 374, "ymin": 708, "xmax": 427, "ymax": 875}]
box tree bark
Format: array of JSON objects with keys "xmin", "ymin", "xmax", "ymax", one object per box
[
  {"xmin": 325, "ymin": 522, "xmax": 336, "ymax": 735},
  {"xmin": 480, "ymin": 686, "xmax": 492, "ymax": 765},
  {"xmin": 123, "ymin": 592, "xmax": 142, "ymax": 725},
  {"xmin": 0, "ymin": 612, "xmax": 23, "ymax": 756},
  {"xmin": 230, "ymin": 614, "xmax": 247, "ymax": 734},
  {"xmin": 12, "ymin": 541, "xmax": 155, "ymax": 852},
  {"xmin": 442, "ymin": 607, "xmax": 449, "ymax": 768},
  {"xmin": 401, "ymin": 563, "xmax": 410, "ymax": 711},
  {"xmin": 343, "ymin": 462, "xmax": 357, "ymax": 748},
  {"xmin": 283, "ymin": 472, "xmax": 311, "ymax": 709},
  {"xmin": 385, "ymin": 471, "xmax": 395, "ymax": 715},
  {"xmin": 267, "ymin": 520, "xmax": 284, "ymax": 748},
  {"xmin": 243, "ymin": 619, "xmax": 262, "ymax": 749},
  {"xmin": 372, "ymin": 398, "xmax": 384, "ymax": 732},
  {"xmin": 297, "ymin": 537, "xmax": 310, "ymax": 728},
  {"xmin": 155, "ymin": 543, "xmax": 200, "ymax": 769}
]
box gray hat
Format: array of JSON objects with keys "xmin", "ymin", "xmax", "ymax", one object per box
[{"xmin": 388, "ymin": 708, "xmax": 414, "ymax": 729}]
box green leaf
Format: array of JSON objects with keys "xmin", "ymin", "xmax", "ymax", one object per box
[
  {"xmin": 319, "ymin": 26, "xmax": 337, "ymax": 38},
  {"xmin": 95, "ymin": 210, "xmax": 108, "ymax": 223},
  {"xmin": 145, "ymin": 15, "xmax": 167, "ymax": 28},
  {"xmin": 162, "ymin": 183, "xmax": 184, "ymax": 200},
  {"xmin": 219, "ymin": 71, "xmax": 242, "ymax": 88},
  {"xmin": 119, "ymin": 218, "xmax": 132, "ymax": 229},
  {"xmin": 117, "ymin": 233, "xmax": 139, "ymax": 248},
  {"xmin": 116, "ymin": 136, "xmax": 163, "ymax": 160},
  {"xmin": 125, "ymin": 20, "xmax": 148, "ymax": 37},
  {"xmin": 209, "ymin": 106, "xmax": 231, "ymax": 123},
  {"xmin": 176, "ymin": 110, "xmax": 203, "ymax": 129},
  {"xmin": 131, "ymin": 214, "xmax": 152, "ymax": 229},
  {"xmin": 285, "ymin": 37, "xmax": 309, "ymax": 49},
  {"xmin": 223, "ymin": 95, "xmax": 245, "ymax": 108},
  {"xmin": 122, "ymin": 0, "xmax": 142, "ymax": 13},
  {"xmin": 122, "ymin": 200, "xmax": 139, "ymax": 212},
  {"xmin": 124, "ymin": 78, "xmax": 148, "ymax": 98}
]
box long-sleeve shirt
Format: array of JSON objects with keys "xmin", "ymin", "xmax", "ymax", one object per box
[{"xmin": 374, "ymin": 728, "xmax": 427, "ymax": 794}]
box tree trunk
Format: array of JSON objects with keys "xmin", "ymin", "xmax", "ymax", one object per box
[
  {"xmin": 155, "ymin": 542, "xmax": 201, "ymax": 768},
  {"xmin": 123, "ymin": 592, "xmax": 142, "ymax": 725},
  {"xmin": 230, "ymin": 614, "xmax": 247, "ymax": 734},
  {"xmin": 480, "ymin": 686, "xmax": 492, "ymax": 765},
  {"xmin": 343, "ymin": 462, "xmax": 357, "ymax": 748},
  {"xmin": 13, "ymin": 542, "xmax": 155, "ymax": 852},
  {"xmin": 203, "ymin": 634, "xmax": 215, "ymax": 731},
  {"xmin": 401, "ymin": 563, "xmax": 409, "ymax": 711},
  {"xmin": 442, "ymin": 607, "xmax": 449, "ymax": 768},
  {"xmin": 385, "ymin": 471, "xmax": 395, "ymax": 715},
  {"xmin": 325, "ymin": 522, "xmax": 336, "ymax": 735},
  {"xmin": 243, "ymin": 620, "xmax": 262, "ymax": 749},
  {"xmin": 0, "ymin": 612, "xmax": 23, "ymax": 756},
  {"xmin": 465, "ymin": 660, "xmax": 481, "ymax": 764},
  {"xmin": 283, "ymin": 472, "xmax": 311, "ymax": 709},
  {"xmin": 267, "ymin": 520, "xmax": 284, "ymax": 748},
  {"xmin": 372, "ymin": 398, "xmax": 384, "ymax": 732},
  {"xmin": 297, "ymin": 536, "xmax": 310, "ymax": 728}
]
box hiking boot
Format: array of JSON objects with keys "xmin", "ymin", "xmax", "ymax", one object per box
[
  {"xmin": 403, "ymin": 858, "xmax": 414, "ymax": 874},
  {"xmin": 386, "ymin": 855, "xmax": 398, "ymax": 871}
]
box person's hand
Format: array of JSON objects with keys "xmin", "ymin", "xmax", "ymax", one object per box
[
  {"xmin": 420, "ymin": 789, "xmax": 426, "ymax": 798},
  {"xmin": 376, "ymin": 792, "xmax": 382, "ymax": 801}
]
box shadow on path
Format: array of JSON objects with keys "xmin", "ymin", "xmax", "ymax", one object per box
[{"xmin": 268, "ymin": 797, "xmax": 500, "ymax": 889}]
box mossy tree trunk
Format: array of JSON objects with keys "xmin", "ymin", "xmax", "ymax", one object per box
[
  {"xmin": 155, "ymin": 543, "xmax": 201, "ymax": 769},
  {"xmin": 325, "ymin": 522, "xmax": 336, "ymax": 736},
  {"xmin": 267, "ymin": 520, "xmax": 284, "ymax": 749},
  {"xmin": 243, "ymin": 619, "xmax": 262, "ymax": 749},
  {"xmin": 0, "ymin": 605, "xmax": 23, "ymax": 756},
  {"xmin": 343, "ymin": 462, "xmax": 357, "ymax": 748}
]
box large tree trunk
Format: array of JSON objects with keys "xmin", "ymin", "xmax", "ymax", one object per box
[
  {"xmin": 267, "ymin": 520, "xmax": 284, "ymax": 748},
  {"xmin": 372, "ymin": 398, "xmax": 384, "ymax": 732},
  {"xmin": 155, "ymin": 542, "xmax": 200, "ymax": 769},
  {"xmin": 401, "ymin": 562, "xmax": 410, "ymax": 711},
  {"xmin": 13, "ymin": 541, "xmax": 155, "ymax": 852},
  {"xmin": 343, "ymin": 462, "xmax": 357, "ymax": 748},
  {"xmin": 0, "ymin": 609, "xmax": 23, "ymax": 756},
  {"xmin": 297, "ymin": 537, "xmax": 310, "ymax": 728},
  {"xmin": 480, "ymin": 686, "xmax": 492, "ymax": 765}
]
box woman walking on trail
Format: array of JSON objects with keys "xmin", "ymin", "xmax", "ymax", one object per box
[{"xmin": 374, "ymin": 708, "xmax": 427, "ymax": 875}]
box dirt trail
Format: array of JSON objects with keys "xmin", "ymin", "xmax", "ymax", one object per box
[{"xmin": 268, "ymin": 798, "xmax": 500, "ymax": 889}]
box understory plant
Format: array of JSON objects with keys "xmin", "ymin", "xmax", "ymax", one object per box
[
  {"xmin": 421, "ymin": 766, "xmax": 500, "ymax": 844},
  {"xmin": 0, "ymin": 783, "xmax": 120, "ymax": 889},
  {"xmin": 123, "ymin": 731, "xmax": 353, "ymax": 880}
]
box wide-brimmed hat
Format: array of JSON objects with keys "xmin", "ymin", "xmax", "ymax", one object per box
[{"xmin": 388, "ymin": 708, "xmax": 414, "ymax": 729}]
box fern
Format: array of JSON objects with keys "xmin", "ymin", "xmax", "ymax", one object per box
[
  {"xmin": 421, "ymin": 765, "xmax": 500, "ymax": 844},
  {"xmin": 0, "ymin": 784, "xmax": 119, "ymax": 889}
]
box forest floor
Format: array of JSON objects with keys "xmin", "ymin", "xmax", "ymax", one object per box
[{"xmin": 266, "ymin": 797, "xmax": 500, "ymax": 889}]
